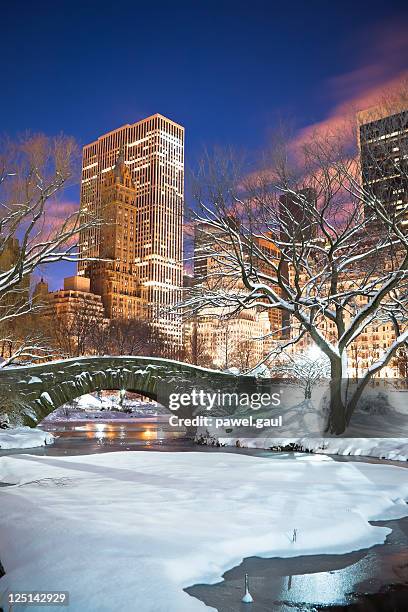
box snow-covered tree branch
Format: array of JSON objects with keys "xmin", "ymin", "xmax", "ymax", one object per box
[
  {"xmin": 181, "ymin": 94, "xmax": 408, "ymax": 434},
  {"xmin": 0, "ymin": 133, "xmax": 103, "ymax": 365}
]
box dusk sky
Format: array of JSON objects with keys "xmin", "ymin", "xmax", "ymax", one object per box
[{"xmin": 2, "ymin": 0, "xmax": 408, "ymax": 287}]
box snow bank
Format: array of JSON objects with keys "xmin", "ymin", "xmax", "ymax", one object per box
[
  {"xmin": 72, "ymin": 393, "xmax": 122, "ymax": 411},
  {"xmin": 74, "ymin": 393, "xmax": 102, "ymax": 410},
  {"xmin": 0, "ymin": 427, "xmax": 54, "ymax": 450},
  {"xmin": 214, "ymin": 437, "xmax": 408, "ymax": 461},
  {"xmin": 194, "ymin": 390, "xmax": 408, "ymax": 461},
  {"xmin": 0, "ymin": 452, "xmax": 407, "ymax": 611}
]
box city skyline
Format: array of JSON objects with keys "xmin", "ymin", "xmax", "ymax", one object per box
[
  {"xmin": 19, "ymin": 97, "xmax": 406, "ymax": 381},
  {"xmin": 1, "ymin": 0, "xmax": 408, "ymax": 288}
]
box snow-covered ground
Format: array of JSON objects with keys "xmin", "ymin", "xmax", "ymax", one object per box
[
  {"xmin": 0, "ymin": 451, "xmax": 407, "ymax": 611},
  {"xmin": 0, "ymin": 427, "xmax": 54, "ymax": 450}
]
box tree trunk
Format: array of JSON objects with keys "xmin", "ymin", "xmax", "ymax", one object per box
[{"xmin": 325, "ymin": 357, "xmax": 347, "ymax": 434}]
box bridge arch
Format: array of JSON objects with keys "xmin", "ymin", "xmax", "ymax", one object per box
[{"xmin": 0, "ymin": 356, "xmax": 242, "ymax": 426}]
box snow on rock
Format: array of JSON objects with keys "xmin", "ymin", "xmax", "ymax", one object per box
[
  {"xmin": 40, "ymin": 392, "xmax": 53, "ymax": 406},
  {"xmin": 0, "ymin": 452, "xmax": 407, "ymax": 611},
  {"xmin": 0, "ymin": 427, "xmax": 54, "ymax": 450},
  {"xmin": 73, "ymin": 393, "xmax": 135, "ymax": 411}
]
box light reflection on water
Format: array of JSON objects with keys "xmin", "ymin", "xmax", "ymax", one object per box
[
  {"xmin": 186, "ymin": 517, "xmax": 408, "ymax": 611},
  {"xmin": 35, "ymin": 418, "xmax": 190, "ymax": 455}
]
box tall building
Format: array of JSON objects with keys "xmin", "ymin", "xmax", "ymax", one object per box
[
  {"xmin": 277, "ymin": 189, "xmax": 318, "ymax": 338},
  {"xmin": 79, "ymin": 113, "xmax": 184, "ymax": 341},
  {"xmin": 193, "ymin": 216, "xmax": 242, "ymax": 291},
  {"xmin": 0, "ymin": 237, "xmax": 30, "ymax": 325},
  {"xmin": 91, "ymin": 150, "xmax": 144, "ymax": 319},
  {"xmin": 279, "ymin": 188, "xmax": 318, "ymax": 243},
  {"xmin": 33, "ymin": 276, "xmax": 107, "ymax": 358},
  {"xmin": 358, "ymin": 105, "xmax": 408, "ymax": 232},
  {"xmin": 189, "ymin": 221, "xmax": 275, "ymax": 370},
  {"xmin": 34, "ymin": 276, "xmax": 106, "ymax": 323}
]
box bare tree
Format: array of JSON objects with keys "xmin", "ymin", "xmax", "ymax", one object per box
[
  {"xmin": 0, "ymin": 308, "xmax": 55, "ymax": 367},
  {"xmin": 186, "ymin": 321, "xmax": 215, "ymax": 368},
  {"xmin": 276, "ymin": 350, "xmax": 330, "ymax": 400},
  {"xmin": 0, "ymin": 331, "xmax": 54, "ymax": 368},
  {"xmin": 45, "ymin": 301, "xmax": 102, "ymax": 358},
  {"xmin": 0, "ymin": 133, "xmax": 102, "ymax": 362},
  {"xmin": 181, "ymin": 97, "xmax": 408, "ymax": 434},
  {"xmin": 96, "ymin": 318, "xmax": 165, "ymax": 357},
  {"xmin": 235, "ymin": 339, "xmax": 259, "ymax": 372}
]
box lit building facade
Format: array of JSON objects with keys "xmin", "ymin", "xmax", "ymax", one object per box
[
  {"xmin": 91, "ymin": 150, "xmax": 144, "ymax": 319},
  {"xmin": 33, "ymin": 276, "xmax": 106, "ymax": 357},
  {"xmin": 192, "ymin": 306, "xmax": 272, "ymax": 370},
  {"xmin": 79, "ymin": 113, "xmax": 184, "ymax": 341},
  {"xmin": 358, "ymin": 105, "xmax": 408, "ymax": 232},
  {"xmin": 34, "ymin": 276, "xmax": 106, "ymax": 324},
  {"xmin": 254, "ymin": 235, "xmax": 282, "ymax": 337},
  {"xmin": 189, "ymin": 222, "xmax": 274, "ymax": 370},
  {"xmin": 288, "ymin": 275, "xmax": 402, "ymax": 379}
]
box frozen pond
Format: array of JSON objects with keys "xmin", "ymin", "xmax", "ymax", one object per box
[
  {"xmin": 187, "ymin": 515, "xmax": 408, "ymax": 611},
  {"xmin": 1, "ymin": 416, "xmax": 408, "ymax": 611}
]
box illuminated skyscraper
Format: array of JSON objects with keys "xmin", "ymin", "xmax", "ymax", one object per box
[
  {"xmin": 79, "ymin": 114, "xmax": 184, "ymax": 341},
  {"xmin": 91, "ymin": 149, "xmax": 143, "ymax": 319},
  {"xmin": 358, "ymin": 106, "xmax": 408, "ymax": 232}
]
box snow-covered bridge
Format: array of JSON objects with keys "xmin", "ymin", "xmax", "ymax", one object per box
[{"xmin": 0, "ymin": 356, "xmax": 243, "ymax": 426}]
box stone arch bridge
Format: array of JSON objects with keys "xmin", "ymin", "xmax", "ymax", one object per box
[{"xmin": 0, "ymin": 356, "xmax": 253, "ymax": 426}]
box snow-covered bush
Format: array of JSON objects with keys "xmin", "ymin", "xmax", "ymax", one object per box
[
  {"xmin": 275, "ymin": 350, "xmax": 330, "ymax": 399},
  {"xmin": 356, "ymin": 391, "xmax": 391, "ymax": 415}
]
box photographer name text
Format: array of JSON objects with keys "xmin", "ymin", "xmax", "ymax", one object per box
[{"xmin": 169, "ymin": 415, "xmax": 283, "ymax": 429}]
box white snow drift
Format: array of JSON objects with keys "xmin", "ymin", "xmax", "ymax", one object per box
[
  {"xmin": 216, "ymin": 437, "xmax": 408, "ymax": 461},
  {"xmin": 0, "ymin": 451, "xmax": 407, "ymax": 611},
  {"xmin": 0, "ymin": 427, "xmax": 54, "ymax": 450}
]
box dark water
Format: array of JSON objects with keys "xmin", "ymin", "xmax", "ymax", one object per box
[
  {"xmin": 42, "ymin": 418, "xmax": 190, "ymax": 454},
  {"xmin": 0, "ymin": 418, "xmax": 192, "ymax": 457},
  {"xmin": 186, "ymin": 516, "xmax": 408, "ymax": 611},
  {"xmin": 1, "ymin": 419, "xmax": 408, "ymax": 611}
]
